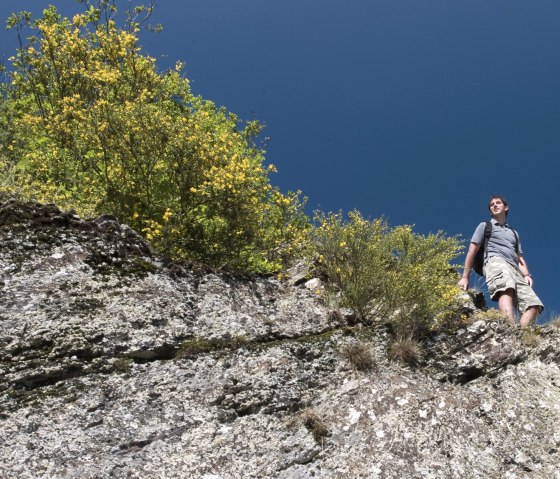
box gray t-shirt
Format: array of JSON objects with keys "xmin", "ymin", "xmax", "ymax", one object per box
[{"xmin": 471, "ymin": 218, "xmax": 522, "ymax": 266}]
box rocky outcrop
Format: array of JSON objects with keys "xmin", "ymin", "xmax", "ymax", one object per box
[{"xmin": 1, "ymin": 200, "xmax": 560, "ymax": 479}]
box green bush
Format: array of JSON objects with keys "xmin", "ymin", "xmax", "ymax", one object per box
[
  {"xmin": 384, "ymin": 224, "xmax": 463, "ymax": 337},
  {"xmin": 0, "ymin": 4, "xmax": 308, "ymax": 273},
  {"xmin": 312, "ymin": 211, "xmax": 462, "ymax": 337},
  {"xmin": 312, "ymin": 211, "xmax": 393, "ymax": 320}
]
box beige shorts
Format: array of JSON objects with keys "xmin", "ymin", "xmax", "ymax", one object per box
[{"xmin": 483, "ymin": 256, "xmax": 544, "ymax": 313}]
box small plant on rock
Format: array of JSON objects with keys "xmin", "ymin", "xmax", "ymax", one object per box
[
  {"xmin": 341, "ymin": 342, "xmax": 375, "ymax": 372},
  {"xmin": 467, "ymin": 308, "xmax": 510, "ymax": 324},
  {"xmin": 389, "ymin": 336, "xmax": 421, "ymax": 366},
  {"xmin": 550, "ymin": 317, "xmax": 560, "ymax": 328},
  {"xmin": 302, "ymin": 409, "xmax": 329, "ymax": 445},
  {"xmin": 538, "ymin": 310, "xmax": 560, "ymax": 327},
  {"xmin": 520, "ymin": 328, "xmax": 541, "ymax": 348},
  {"xmin": 113, "ymin": 357, "xmax": 132, "ymax": 373}
]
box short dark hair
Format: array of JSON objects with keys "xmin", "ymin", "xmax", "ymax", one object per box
[{"xmin": 488, "ymin": 195, "xmax": 508, "ymax": 217}]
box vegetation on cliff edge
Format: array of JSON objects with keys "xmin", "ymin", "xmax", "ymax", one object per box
[
  {"xmin": 0, "ymin": 1, "xmax": 308, "ymax": 273},
  {"xmin": 0, "ymin": 1, "xmax": 464, "ymax": 337}
]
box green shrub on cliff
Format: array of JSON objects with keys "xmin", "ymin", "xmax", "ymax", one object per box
[
  {"xmin": 0, "ymin": 3, "xmax": 308, "ymax": 272},
  {"xmin": 312, "ymin": 211, "xmax": 393, "ymax": 320},
  {"xmin": 0, "ymin": 2, "xmax": 463, "ymax": 329},
  {"xmin": 312, "ymin": 211, "xmax": 462, "ymax": 337}
]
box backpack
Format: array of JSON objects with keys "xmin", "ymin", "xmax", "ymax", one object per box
[{"xmin": 472, "ymin": 221, "xmax": 519, "ymax": 277}]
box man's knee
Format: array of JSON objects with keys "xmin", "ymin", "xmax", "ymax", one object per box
[
  {"xmin": 524, "ymin": 305, "xmax": 541, "ymax": 317},
  {"xmin": 520, "ymin": 306, "xmax": 540, "ymax": 327},
  {"xmin": 495, "ymin": 288, "xmax": 515, "ymax": 301}
]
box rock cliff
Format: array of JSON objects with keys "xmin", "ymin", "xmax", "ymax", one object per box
[{"xmin": 1, "ymin": 199, "xmax": 560, "ymax": 479}]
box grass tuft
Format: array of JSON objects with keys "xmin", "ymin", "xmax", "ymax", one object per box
[
  {"xmin": 113, "ymin": 357, "xmax": 132, "ymax": 373},
  {"xmin": 389, "ymin": 336, "xmax": 421, "ymax": 366},
  {"xmin": 341, "ymin": 342, "xmax": 375, "ymax": 371},
  {"xmin": 467, "ymin": 308, "xmax": 510, "ymax": 324},
  {"xmin": 302, "ymin": 409, "xmax": 329, "ymax": 445},
  {"xmin": 520, "ymin": 328, "xmax": 541, "ymax": 348},
  {"xmin": 550, "ymin": 318, "xmax": 560, "ymax": 328}
]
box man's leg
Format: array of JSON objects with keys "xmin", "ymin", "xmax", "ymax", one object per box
[
  {"xmin": 497, "ymin": 289, "xmax": 516, "ymax": 325},
  {"xmin": 520, "ymin": 306, "xmax": 539, "ymax": 327},
  {"xmin": 515, "ymin": 275, "xmax": 543, "ymax": 327}
]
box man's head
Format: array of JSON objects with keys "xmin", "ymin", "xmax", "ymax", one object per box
[{"xmin": 488, "ymin": 195, "xmax": 509, "ymax": 218}]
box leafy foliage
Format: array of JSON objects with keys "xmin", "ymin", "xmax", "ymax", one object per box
[
  {"xmin": 0, "ymin": 3, "xmax": 308, "ymax": 272},
  {"xmin": 312, "ymin": 211, "xmax": 393, "ymax": 320},
  {"xmin": 312, "ymin": 211, "xmax": 463, "ymax": 337},
  {"xmin": 0, "ymin": 3, "xmax": 466, "ymax": 329}
]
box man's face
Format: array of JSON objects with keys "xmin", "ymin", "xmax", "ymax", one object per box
[{"xmin": 489, "ymin": 198, "xmax": 508, "ymax": 217}]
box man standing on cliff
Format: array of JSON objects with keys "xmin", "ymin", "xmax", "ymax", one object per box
[{"xmin": 458, "ymin": 196, "xmax": 543, "ymax": 326}]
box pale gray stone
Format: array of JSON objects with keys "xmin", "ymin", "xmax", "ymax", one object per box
[{"xmin": 1, "ymin": 200, "xmax": 560, "ymax": 479}]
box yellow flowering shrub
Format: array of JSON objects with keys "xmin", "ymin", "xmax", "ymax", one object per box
[
  {"xmin": 313, "ymin": 211, "xmax": 393, "ymax": 320},
  {"xmin": 1, "ymin": 4, "xmax": 308, "ymax": 272},
  {"xmin": 312, "ymin": 211, "xmax": 463, "ymax": 337},
  {"xmin": 383, "ymin": 225, "xmax": 464, "ymax": 337}
]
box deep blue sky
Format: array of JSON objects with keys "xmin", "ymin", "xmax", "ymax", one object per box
[{"xmin": 1, "ymin": 1, "xmax": 559, "ymax": 319}]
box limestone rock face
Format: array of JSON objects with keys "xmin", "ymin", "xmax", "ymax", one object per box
[{"xmin": 1, "ymin": 200, "xmax": 560, "ymax": 479}]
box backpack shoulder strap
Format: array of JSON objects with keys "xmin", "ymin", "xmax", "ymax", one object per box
[
  {"xmin": 512, "ymin": 229, "xmax": 520, "ymax": 254},
  {"xmin": 483, "ymin": 221, "xmax": 492, "ymax": 260}
]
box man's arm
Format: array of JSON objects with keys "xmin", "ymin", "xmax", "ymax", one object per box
[
  {"xmin": 458, "ymin": 242, "xmax": 481, "ymax": 291},
  {"xmin": 518, "ymin": 254, "xmax": 534, "ymax": 288}
]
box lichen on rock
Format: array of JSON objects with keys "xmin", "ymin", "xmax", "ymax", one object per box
[{"xmin": 1, "ymin": 199, "xmax": 560, "ymax": 478}]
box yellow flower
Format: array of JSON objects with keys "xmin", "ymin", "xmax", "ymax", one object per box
[{"xmin": 163, "ymin": 209, "xmax": 173, "ymax": 221}]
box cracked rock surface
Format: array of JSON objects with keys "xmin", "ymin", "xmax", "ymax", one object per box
[{"xmin": 1, "ymin": 200, "xmax": 560, "ymax": 479}]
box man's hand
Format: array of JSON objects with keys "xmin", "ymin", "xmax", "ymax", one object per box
[
  {"xmin": 458, "ymin": 276, "xmax": 469, "ymax": 291},
  {"xmin": 459, "ymin": 243, "xmax": 480, "ymax": 293},
  {"xmin": 525, "ymin": 275, "xmax": 534, "ymax": 288}
]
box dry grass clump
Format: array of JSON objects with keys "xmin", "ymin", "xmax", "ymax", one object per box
[
  {"xmin": 548, "ymin": 316, "xmax": 560, "ymax": 328},
  {"xmin": 520, "ymin": 328, "xmax": 541, "ymax": 348},
  {"xmin": 539, "ymin": 310, "xmax": 560, "ymax": 328},
  {"xmin": 389, "ymin": 336, "xmax": 421, "ymax": 366},
  {"xmin": 302, "ymin": 409, "xmax": 329, "ymax": 445},
  {"xmin": 468, "ymin": 308, "xmax": 510, "ymax": 324},
  {"xmin": 341, "ymin": 342, "xmax": 375, "ymax": 371},
  {"xmin": 112, "ymin": 357, "xmax": 132, "ymax": 373}
]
